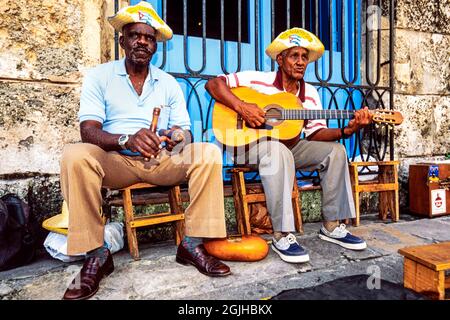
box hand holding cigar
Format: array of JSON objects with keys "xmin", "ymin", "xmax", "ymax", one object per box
[
  {"xmin": 123, "ymin": 107, "xmax": 186, "ymax": 161},
  {"xmin": 123, "ymin": 107, "xmax": 163, "ymax": 161}
]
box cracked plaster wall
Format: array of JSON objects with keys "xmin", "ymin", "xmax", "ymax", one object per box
[{"xmin": 0, "ymin": 0, "xmax": 115, "ymax": 229}]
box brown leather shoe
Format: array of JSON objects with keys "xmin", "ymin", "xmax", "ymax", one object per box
[
  {"xmin": 176, "ymin": 244, "xmax": 231, "ymax": 277},
  {"xmin": 63, "ymin": 249, "xmax": 114, "ymax": 300}
]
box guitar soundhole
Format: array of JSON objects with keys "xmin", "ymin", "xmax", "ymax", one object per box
[
  {"xmin": 243, "ymin": 105, "xmax": 281, "ymax": 129},
  {"xmin": 264, "ymin": 106, "xmax": 283, "ymax": 126}
]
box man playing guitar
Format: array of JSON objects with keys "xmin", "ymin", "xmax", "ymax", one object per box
[{"xmin": 206, "ymin": 28, "xmax": 370, "ymax": 264}]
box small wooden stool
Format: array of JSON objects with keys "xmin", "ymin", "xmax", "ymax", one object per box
[
  {"xmin": 111, "ymin": 183, "xmax": 185, "ymax": 260},
  {"xmin": 398, "ymin": 242, "xmax": 450, "ymax": 300},
  {"xmin": 229, "ymin": 167, "xmax": 303, "ymax": 235},
  {"xmin": 349, "ymin": 161, "xmax": 400, "ymax": 226}
]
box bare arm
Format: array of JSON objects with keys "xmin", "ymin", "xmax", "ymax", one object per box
[
  {"xmin": 307, "ymin": 127, "xmax": 343, "ymax": 141},
  {"xmin": 80, "ymin": 120, "xmax": 162, "ymax": 158},
  {"xmin": 80, "ymin": 120, "xmax": 123, "ymax": 151},
  {"xmin": 205, "ymin": 77, "xmax": 265, "ymax": 128}
]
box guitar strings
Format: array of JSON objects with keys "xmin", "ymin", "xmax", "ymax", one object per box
[{"xmin": 264, "ymin": 110, "xmax": 356, "ymax": 120}]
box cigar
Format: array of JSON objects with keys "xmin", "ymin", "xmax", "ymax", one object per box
[{"xmin": 144, "ymin": 106, "xmax": 161, "ymax": 162}]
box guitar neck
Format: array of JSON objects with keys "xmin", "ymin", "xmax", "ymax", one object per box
[{"xmin": 280, "ymin": 109, "xmax": 356, "ymax": 120}]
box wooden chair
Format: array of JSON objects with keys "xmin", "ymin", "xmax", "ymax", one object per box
[
  {"xmin": 348, "ymin": 160, "xmax": 400, "ymax": 226},
  {"xmin": 399, "ymin": 242, "xmax": 450, "ymax": 300},
  {"xmin": 106, "ymin": 183, "xmax": 185, "ymax": 260},
  {"xmin": 229, "ymin": 167, "xmax": 303, "ymax": 235}
]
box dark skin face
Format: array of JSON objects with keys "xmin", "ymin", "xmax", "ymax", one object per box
[
  {"xmin": 277, "ymin": 47, "xmax": 309, "ymax": 87},
  {"xmin": 120, "ymin": 22, "xmax": 157, "ymax": 70}
]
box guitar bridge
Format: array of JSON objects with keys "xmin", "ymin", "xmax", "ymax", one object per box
[
  {"xmin": 237, "ymin": 115, "xmax": 243, "ymax": 129},
  {"xmin": 243, "ymin": 121, "xmax": 273, "ymax": 130}
]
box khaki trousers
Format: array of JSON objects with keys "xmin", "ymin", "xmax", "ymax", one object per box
[{"xmin": 60, "ymin": 142, "xmax": 226, "ymax": 255}]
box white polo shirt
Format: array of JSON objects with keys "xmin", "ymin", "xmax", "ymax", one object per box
[{"xmin": 218, "ymin": 70, "xmax": 327, "ymax": 138}]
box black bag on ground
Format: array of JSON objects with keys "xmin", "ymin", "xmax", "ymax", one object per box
[{"xmin": 0, "ymin": 194, "xmax": 37, "ymax": 271}]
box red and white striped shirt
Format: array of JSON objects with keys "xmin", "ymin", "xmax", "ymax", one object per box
[{"xmin": 218, "ymin": 70, "xmax": 327, "ymax": 138}]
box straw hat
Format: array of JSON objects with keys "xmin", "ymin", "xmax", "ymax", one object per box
[
  {"xmin": 42, "ymin": 201, "xmax": 69, "ymax": 235},
  {"xmin": 265, "ymin": 27, "xmax": 324, "ymax": 62},
  {"xmin": 107, "ymin": 1, "xmax": 173, "ymax": 41}
]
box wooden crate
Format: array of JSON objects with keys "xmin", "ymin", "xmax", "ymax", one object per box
[
  {"xmin": 409, "ymin": 163, "xmax": 450, "ymax": 217},
  {"xmin": 399, "ymin": 242, "xmax": 450, "ymax": 300}
]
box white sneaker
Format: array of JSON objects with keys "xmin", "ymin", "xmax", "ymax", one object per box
[
  {"xmin": 271, "ymin": 233, "xmax": 310, "ymax": 263},
  {"xmin": 318, "ymin": 224, "xmax": 367, "ymax": 250}
]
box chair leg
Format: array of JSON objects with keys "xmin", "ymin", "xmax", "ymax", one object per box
[
  {"xmin": 393, "ymin": 165, "xmax": 400, "ymax": 222},
  {"xmin": 349, "ymin": 165, "xmax": 360, "ymax": 227},
  {"xmin": 393, "ymin": 189, "xmax": 400, "ymax": 222},
  {"xmin": 231, "ymin": 171, "xmax": 251, "ymax": 235},
  {"xmin": 231, "ymin": 172, "xmax": 244, "ymax": 234},
  {"xmin": 169, "ymin": 186, "xmax": 185, "ymax": 245},
  {"xmin": 174, "ymin": 220, "xmax": 185, "ymax": 246},
  {"xmin": 238, "ymin": 172, "xmax": 252, "ymax": 235},
  {"xmin": 292, "ymin": 179, "xmax": 303, "ymax": 234},
  {"xmin": 378, "ymin": 165, "xmax": 390, "ymax": 220},
  {"xmin": 353, "ymin": 191, "xmax": 360, "ymax": 227},
  {"xmin": 378, "ymin": 164, "xmax": 400, "ymax": 222},
  {"xmin": 100, "ymin": 188, "xmax": 110, "ymax": 225},
  {"xmin": 379, "ymin": 190, "xmax": 399, "ymax": 222},
  {"xmin": 379, "ymin": 191, "xmax": 388, "ymax": 221},
  {"xmin": 122, "ymin": 188, "xmax": 139, "ymax": 260}
]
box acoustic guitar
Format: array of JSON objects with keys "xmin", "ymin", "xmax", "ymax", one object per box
[{"xmin": 212, "ymin": 87, "xmax": 404, "ymax": 147}]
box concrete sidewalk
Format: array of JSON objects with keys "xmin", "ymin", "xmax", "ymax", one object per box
[{"xmin": 1, "ymin": 214, "xmax": 449, "ymax": 300}]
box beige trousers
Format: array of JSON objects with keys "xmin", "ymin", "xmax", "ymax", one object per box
[{"xmin": 60, "ymin": 142, "xmax": 226, "ymax": 255}]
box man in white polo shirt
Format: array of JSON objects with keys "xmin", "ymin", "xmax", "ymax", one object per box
[{"xmin": 206, "ymin": 28, "xmax": 371, "ymax": 264}]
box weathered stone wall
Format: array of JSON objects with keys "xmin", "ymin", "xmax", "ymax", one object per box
[
  {"xmin": 347, "ymin": 0, "xmax": 449, "ymax": 210},
  {"xmin": 0, "ymin": 82, "xmax": 80, "ymax": 174},
  {"xmin": 393, "ymin": 0, "xmax": 450, "ymax": 208},
  {"xmin": 0, "ymin": 0, "xmax": 115, "ymax": 234},
  {"xmin": 0, "ymin": 0, "xmax": 114, "ymax": 81}
]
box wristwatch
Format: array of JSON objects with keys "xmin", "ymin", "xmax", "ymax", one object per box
[{"xmin": 118, "ymin": 134, "xmax": 129, "ymax": 149}]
